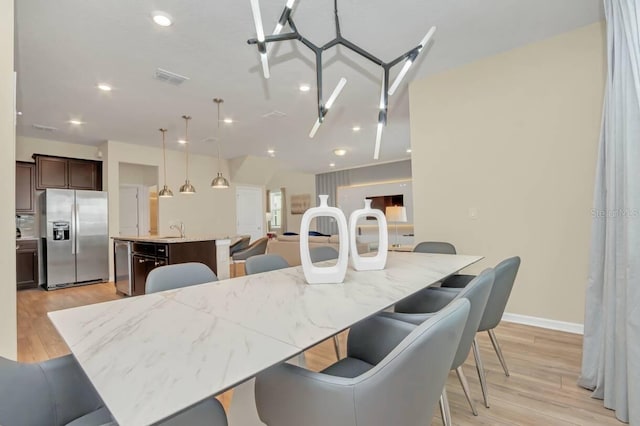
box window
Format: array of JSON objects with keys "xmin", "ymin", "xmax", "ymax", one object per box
[{"xmin": 269, "ymin": 191, "xmax": 282, "ymax": 229}]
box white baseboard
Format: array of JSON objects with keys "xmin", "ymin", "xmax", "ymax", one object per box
[{"xmin": 502, "ymin": 313, "xmax": 584, "ymax": 335}]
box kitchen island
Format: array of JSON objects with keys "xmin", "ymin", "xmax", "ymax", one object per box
[{"xmin": 113, "ymin": 236, "xmax": 231, "ymax": 296}]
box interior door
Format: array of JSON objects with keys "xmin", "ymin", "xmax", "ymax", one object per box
[
  {"xmin": 75, "ymin": 190, "xmax": 109, "ymax": 283},
  {"xmin": 236, "ymin": 186, "xmax": 264, "ymax": 242},
  {"xmin": 119, "ymin": 186, "xmax": 139, "ymax": 236}
]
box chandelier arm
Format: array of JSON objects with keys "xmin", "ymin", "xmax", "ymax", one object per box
[
  {"xmin": 388, "ymin": 46, "xmax": 420, "ymax": 68},
  {"xmin": 315, "ymin": 49, "xmax": 324, "ymax": 122},
  {"xmin": 247, "ymin": 31, "xmax": 300, "ymax": 45},
  {"xmin": 336, "ymin": 38, "xmax": 384, "ymax": 66},
  {"xmin": 334, "ymin": 0, "xmax": 342, "ymax": 38}
]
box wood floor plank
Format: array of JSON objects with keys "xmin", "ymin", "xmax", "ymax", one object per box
[{"xmin": 16, "ymin": 281, "xmax": 624, "ymax": 425}]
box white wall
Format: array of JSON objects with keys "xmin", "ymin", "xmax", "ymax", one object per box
[
  {"xmin": 0, "ymin": 0, "xmax": 17, "ymax": 359},
  {"xmin": 410, "ymin": 23, "xmax": 605, "ymax": 324}
]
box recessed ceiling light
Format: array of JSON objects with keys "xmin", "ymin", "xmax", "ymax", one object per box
[
  {"xmin": 333, "ymin": 148, "xmax": 347, "ymax": 157},
  {"xmin": 223, "ymin": 118, "xmax": 233, "ymax": 124},
  {"xmin": 299, "ymin": 84, "xmax": 311, "ymax": 92},
  {"xmin": 97, "ymin": 83, "xmax": 112, "ymax": 92},
  {"xmin": 352, "ymin": 126, "xmax": 361, "ymax": 132},
  {"xmin": 329, "ymin": 163, "xmax": 336, "ymax": 168},
  {"xmin": 178, "ymin": 139, "xmax": 187, "ymax": 144},
  {"xmin": 16, "ymin": 111, "xmax": 22, "ymax": 116},
  {"xmin": 152, "ymin": 12, "xmax": 173, "ymax": 27},
  {"xmin": 69, "ymin": 119, "xmax": 83, "ymax": 125},
  {"xmin": 267, "ymin": 149, "xmax": 276, "ymax": 157},
  {"xmin": 406, "ymin": 148, "xmax": 412, "ymax": 153}
]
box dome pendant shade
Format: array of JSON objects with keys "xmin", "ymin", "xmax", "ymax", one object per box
[
  {"xmin": 158, "ymin": 185, "xmax": 174, "ymax": 198},
  {"xmin": 211, "ymin": 173, "xmax": 230, "ymax": 189},
  {"xmin": 179, "ymin": 180, "xmax": 196, "ymax": 194}
]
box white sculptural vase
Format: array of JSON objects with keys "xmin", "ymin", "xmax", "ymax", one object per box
[
  {"xmin": 300, "ymin": 195, "xmax": 349, "ymax": 284},
  {"xmin": 349, "ymin": 199, "xmax": 388, "ymax": 271}
]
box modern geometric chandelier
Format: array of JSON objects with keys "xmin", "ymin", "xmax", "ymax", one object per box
[{"xmin": 248, "ymin": 0, "xmax": 436, "ymax": 160}]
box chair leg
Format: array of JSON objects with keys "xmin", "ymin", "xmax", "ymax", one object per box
[
  {"xmin": 472, "ymin": 337, "xmax": 490, "ymax": 408},
  {"xmin": 439, "ymin": 388, "xmax": 453, "ymax": 426},
  {"xmin": 455, "ymin": 366, "xmax": 478, "ymax": 416},
  {"xmin": 488, "ymin": 329, "xmax": 510, "ymax": 377},
  {"xmin": 333, "ymin": 335, "xmax": 341, "ymax": 360}
]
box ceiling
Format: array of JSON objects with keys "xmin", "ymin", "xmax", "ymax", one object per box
[{"xmin": 15, "ymin": 0, "xmax": 603, "ymax": 174}]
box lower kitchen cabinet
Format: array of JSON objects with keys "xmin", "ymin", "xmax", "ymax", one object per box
[
  {"xmin": 132, "ymin": 254, "xmax": 166, "ymax": 296},
  {"xmin": 16, "ymin": 240, "xmax": 39, "ymax": 290}
]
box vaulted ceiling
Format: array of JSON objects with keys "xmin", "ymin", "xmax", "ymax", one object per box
[{"xmin": 15, "ymin": 0, "xmax": 603, "ymax": 173}]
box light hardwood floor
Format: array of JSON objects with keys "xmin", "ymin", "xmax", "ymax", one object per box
[{"xmin": 17, "ymin": 283, "xmax": 622, "ymax": 425}]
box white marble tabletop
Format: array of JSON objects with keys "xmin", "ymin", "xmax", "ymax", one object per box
[{"xmin": 49, "ymin": 252, "xmax": 481, "ymax": 426}]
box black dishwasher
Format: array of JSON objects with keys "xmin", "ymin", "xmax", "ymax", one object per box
[{"xmin": 131, "ymin": 243, "xmax": 168, "ymax": 296}]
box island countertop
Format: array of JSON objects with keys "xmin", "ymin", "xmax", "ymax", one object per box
[{"xmin": 112, "ymin": 235, "xmax": 232, "ymax": 244}]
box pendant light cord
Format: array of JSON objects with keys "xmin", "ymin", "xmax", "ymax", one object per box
[
  {"xmin": 183, "ymin": 116, "xmax": 191, "ymax": 181},
  {"xmin": 217, "ymin": 101, "xmax": 222, "ymax": 171},
  {"xmin": 160, "ymin": 128, "xmax": 168, "ymax": 187}
]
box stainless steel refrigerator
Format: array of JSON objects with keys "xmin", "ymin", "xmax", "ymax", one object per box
[{"xmin": 41, "ymin": 189, "xmax": 109, "ymax": 289}]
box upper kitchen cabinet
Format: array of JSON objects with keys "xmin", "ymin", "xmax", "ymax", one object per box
[
  {"xmin": 16, "ymin": 162, "xmax": 36, "ymax": 214},
  {"xmin": 34, "ymin": 154, "xmax": 102, "ymax": 191}
]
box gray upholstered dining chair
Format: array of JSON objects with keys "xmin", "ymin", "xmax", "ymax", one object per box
[
  {"xmin": 413, "ymin": 241, "xmax": 457, "ymax": 254},
  {"xmin": 255, "ymin": 299, "xmax": 470, "ymax": 426},
  {"xmin": 244, "ymin": 253, "xmax": 289, "ymax": 275},
  {"xmin": 309, "ymin": 245, "xmax": 342, "ymax": 360},
  {"xmin": 439, "ymin": 256, "xmax": 521, "ymax": 378},
  {"xmin": 388, "ymin": 268, "xmax": 494, "ymax": 422},
  {"xmin": 229, "ymin": 235, "xmax": 251, "ymax": 256},
  {"xmin": 146, "ymin": 262, "xmax": 217, "ymax": 294},
  {"xmin": 0, "ymin": 354, "xmax": 228, "ymax": 426},
  {"xmin": 309, "ymin": 245, "xmax": 339, "ymax": 263},
  {"xmin": 231, "ymin": 237, "xmax": 269, "ymax": 262}
]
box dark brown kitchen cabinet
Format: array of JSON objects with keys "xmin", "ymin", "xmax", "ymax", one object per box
[
  {"xmin": 16, "ymin": 162, "xmax": 36, "ymax": 214},
  {"xmin": 34, "ymin": 155, "xmax": 102, "ymax": 191},
  {"xmin": 16, "ymin": 240, "xmax": 38, "ymax": 290},
  {"xmin": 132, "ymin": 254, "xmax": 166, "ymax": 296},
  {"xmin": 68, "ymin": 159, "xmax": 100, "ymax": 190},
  {"xmin": 125, "ymin": 240, "xmax": 216, "ymax": 296}
]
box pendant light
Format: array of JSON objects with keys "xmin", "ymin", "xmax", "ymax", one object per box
[
  {"xmin": 211, "ymin": 98, "xmax": 230, "ymax": 189},
  {"xmin": 179, "ymin": 115, "xmax": 196, "ymax": 194},
  {"xmin": 158, "ymin": 128, "xmax": 174, "ymax": 198}
]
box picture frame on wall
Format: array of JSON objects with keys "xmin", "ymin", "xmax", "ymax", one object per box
[{"xmin": 291, "ymin": 194, "xmax": 311, "ymax": 214}]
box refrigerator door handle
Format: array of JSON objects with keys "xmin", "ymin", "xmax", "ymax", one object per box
[
  {"xmin": 75, "ymin": 203, "xmax": 81, "ymax": 254},
  {"xmin": 71, "ymin": 204, "xmax": 77, "ymax": 255}
]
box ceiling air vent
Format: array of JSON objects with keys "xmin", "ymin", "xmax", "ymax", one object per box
[
  {"xmin": 32, "ymin": 124, "xmax": 57, "ymax": 132},
  {"xmin": 262, "ymin": 110, "xmax": 287, "ymax": 119},
  {"xmin": 154, "ymin": 68, "xmax": 190, "ymax": 85}
]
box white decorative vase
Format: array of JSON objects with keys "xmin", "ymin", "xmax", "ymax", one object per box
[
  {"xmin": 300, "ymin": 195, "xmax": 349, "ymax": 284},
  {"xmin": 349, "ymin": 199, "xmax": 388, "ymax": 271}
]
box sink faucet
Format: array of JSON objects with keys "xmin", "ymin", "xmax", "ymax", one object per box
[{"xmin": 170, "ymin": 222, "xmax": 185, "ymax": 238}]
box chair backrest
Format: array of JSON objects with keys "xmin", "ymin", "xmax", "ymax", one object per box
[
  {"xmin": 352, "ymin": 299, "xmax": 470, "ymax": 426},
  {"xmin": 478, "ymin": 256, "xmax": 521, "ymax": 331},
  {"xmin": 245, "ymin": 254, "xmax": 289, "ymax": 275},
  {"xmin": 0, "ymin": 355, "xmax": 105, "ymax": 426},
  {"xmin": 231, "ymin": 237, "xmax": 269, "ymax": 261},
  {"xmin": 413, "ymin": 241, "xmax": 457, "ymax": 254},
  {"xmin": 229, "ymin": 236, "xmax": 251, "ymax": 256},
  {"xmin": 449, "ymin": 268, "xmax": 494, "ymax": 368},
  {"xmin": 146, "ymin": 262, "xmax": 217, "ymax": 294},
  {"xmin": 309, "ymin": 246, "xmax": 339, "ymax": 263}
]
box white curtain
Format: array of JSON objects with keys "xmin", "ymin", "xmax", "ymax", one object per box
[{"xmin": 579, "ymin": 1, "xmax": 640, "ymax": 424}]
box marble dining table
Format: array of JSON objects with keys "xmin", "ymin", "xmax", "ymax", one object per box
[{"xmin": 48, "ymin": 251, "xmax": 482, "ymax": 426}]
